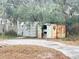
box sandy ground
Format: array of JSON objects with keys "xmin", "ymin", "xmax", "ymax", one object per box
[
  {"xmin": 0, "ymin": 39, "xmax": 79, "ymax": 59},
  {"xmin": 0, "ymin": 45, "xmax": 70, "ymax": 59}
]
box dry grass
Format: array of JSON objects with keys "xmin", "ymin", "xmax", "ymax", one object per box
[
  {"xmin": 59, "ymin": 37, "xmax": 79, "ymax": 46},
  {"xmin": 48, "ymin": 38, "xmax": 79, "ymax": 46},
  {"xmin": 61, "ymin": 40, "xmax": 79, "ymax": 46},
  {"xmin": 0, "ymin": 45, "xmax": 70, "ymax": 59}
]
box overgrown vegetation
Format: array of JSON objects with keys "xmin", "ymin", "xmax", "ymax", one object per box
[
  {"xmin": 5, "ymin": 30, "xmax": 17, "ymax": 36},
  {"xmin": 0, "ymin": 35, "xmax": 16, "ymax": 39},
  {"xmin": 0, "ymin": 30, "xmax": 17, "ymax": 39},
  {"xmin": 66, "ymin": 16, "xmax": 79, "ymax": 40}
]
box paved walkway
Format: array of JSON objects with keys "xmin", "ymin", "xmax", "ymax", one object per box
[{"xmin": 0, "ymin": 39, "xmax": 79, "ymax": 59}]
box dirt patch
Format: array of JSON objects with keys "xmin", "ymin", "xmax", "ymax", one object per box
[
  {"xmin": 0, "ymin": 45, "xmax": 70, "ymax": 59},
  {"xmin": 61, "ymin": 40, "xmax": 79, "ymax": 46},
  {"xmin": 48, "ymin": 39, "xmax": 79, "ymax": 46}
]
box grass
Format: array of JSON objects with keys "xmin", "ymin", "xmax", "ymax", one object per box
[
  {"xmin": 47, "ymin": 36, "xmax": 79, "ymax": 46},
  {"xmin": 60, "ymin": 36, "xmax": 79, "ymax": 45},
  {"xmin": 60, "ymin": 40, "xmax": 79, "ymax": 46},
  {"xmin": 0, "ymin": 45, "xmax": 70, "ymax": 59},
  {"xmin": 0, "ymin": 34, "xmax": 16, "ymax": 40},
  {"xmin": 52, "ymin": 37, "xmax": 79, "ymax": 46}
]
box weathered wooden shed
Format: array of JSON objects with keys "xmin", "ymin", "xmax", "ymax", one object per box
[
  {"xmin": 17, "ymin": 21, "xmax": 38, "ymax": 38},
  {"xmin": 0, "ymin": 18, "xmax": 17, "ymax": 34},
  {"xmin": 37, "ymin": 23, "xmax": 66, "ymax": 39}
]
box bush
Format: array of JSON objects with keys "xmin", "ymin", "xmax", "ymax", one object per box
[
  {"xmin": 64, "ymin": 35, "xmax": 79, "ymax": 41},
  {"xmin": 66, "ymin": 16, "xmax": 79, "ymax": 36},
  {"xmin": 5, "ymin": 30, "xmax": 17, "ymax": 36}
]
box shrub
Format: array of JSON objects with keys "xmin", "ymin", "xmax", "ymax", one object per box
[
  {"xmin": 5, "ymin": 30, "xmax": 17, "ymax": 36},
  {"xmin": 66, "ymin": 16, "xmax": 79, "ymax": 36}
]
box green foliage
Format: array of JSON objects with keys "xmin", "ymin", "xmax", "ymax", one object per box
[
  {"xmin": 66, "ymin": 16, "xmax": 79, "ymax": 36},
  {"xmin": 1, "ymin": 0, "xmax": 78, "ymax": 25},
  {"xmin": 0, "ymin": 0, "xmax": 65, "ymax": 25},
  {"xmin": 66, "ymin": 16, "xmax": 79, "ymax": 25},
  {"xmin": 5, "ymin": 30, "xmax": 17, "ymax": 36}
]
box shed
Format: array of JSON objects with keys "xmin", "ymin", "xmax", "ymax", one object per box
[
  {"xmin": 37, "ymin": 23, "xmax": 66, "ymax": 39},
  {"xmin": 17, "ymin": 21, "xmax": 38, "ymax": 38}
]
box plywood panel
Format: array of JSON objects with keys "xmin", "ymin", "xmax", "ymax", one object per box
[
  {"xmin": 57, "ymin": 25, "xmax": 66, "ymax": 38},
  {"xmin": 37, "ymin": 25, "xmax": 42, "ymax": 39},
  {"xmin": 47, "ymin": 25, "xmax": 52, "ymax": 38},
  {"xmin": 51, "ymin": 24, "xmax": 57, "ymax": 39}
]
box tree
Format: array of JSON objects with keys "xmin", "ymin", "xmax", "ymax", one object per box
[{"xmin": 5, "ymin": 0, "xmax": 65, "ymax": 23}]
